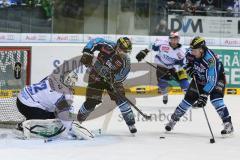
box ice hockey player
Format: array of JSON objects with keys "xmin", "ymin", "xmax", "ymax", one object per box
[
  {"xmin": 136, "ymin": 32, "xmax": 189, "ymax": 104},
  {"xmin": 16, "ymin": 71, "xmax": 92, "ymax": 140},
  {"xmin": 79, "ymin": 37, "xmax": 137, "ymax": 134},
  {"xmin": 165, "ymin": 36, "xmax": 234, "ymax": 136}
]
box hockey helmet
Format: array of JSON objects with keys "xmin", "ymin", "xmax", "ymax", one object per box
[
  {"xmin": 190, "ymin": 36, "xmax": 206, "ymax": 49},
  {"xmin": 169, "ymin": 31, "xmax": 180, "ymax": 39},
  {"xmin": 116, "ymin": 37, "xmax": 132, "ymax": 53}
]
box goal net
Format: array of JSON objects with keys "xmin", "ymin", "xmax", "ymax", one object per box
[{"xmin": 0, "ymin": 47, "xmax": 31, "ymax": 128}]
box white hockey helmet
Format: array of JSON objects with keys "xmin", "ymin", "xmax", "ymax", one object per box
[
  {"xmin": 169, "ymin": 31, "xmax": 180, "ymax": 38},
  {"xmin": 61, "ymin": 71, "xmax": 78, "ymax": 88}
]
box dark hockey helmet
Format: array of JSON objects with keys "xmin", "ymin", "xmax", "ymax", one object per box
[
  {"xmin": 116, "ymin": 37, "xmax": 132, "ymax": 53},
  {"xmin": 190, "ymin": 36, "xmax": 206, "ymax": 49}
]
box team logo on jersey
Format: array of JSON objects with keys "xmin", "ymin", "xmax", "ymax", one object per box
[
  {"xmin": 194, "ymin": 64, "xmax": 205, "ymax": 73},
  {"xmin": 160, "ymin": 45, "xmax": 170, "ymax": 52},
  {"xmin": 208, "ymin": 58, "xmax": 215, "ymax": 67}
]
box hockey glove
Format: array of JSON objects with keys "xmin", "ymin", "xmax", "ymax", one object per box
[
  {"xmin": 80, "ymin": 52, "xmax": 93, "ymax": 67},
  {"xmin": 136, "ymin": 49, "xmax": 149, "ymax": 62},
  {"xmin": 196, "ymin": 93, "xmax": 208, "ymax": 108}
]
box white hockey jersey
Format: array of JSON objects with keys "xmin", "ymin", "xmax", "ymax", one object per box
[
  {"xmin": 18, "ymin": 76, "xmax": 74, "ymax": 113},
  {"xmin": 152, "ymin": 39, "xmax": 186, "ymax": 70}
]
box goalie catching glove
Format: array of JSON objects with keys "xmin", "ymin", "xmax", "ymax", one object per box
[{"xmin": 136, "ymin": 49, "xmax": 149, "ymax": 62}]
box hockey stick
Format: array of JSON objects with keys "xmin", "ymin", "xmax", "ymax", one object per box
[
  {"xmin": 145, "ymin": 61, "xmax": 158, "ymax": 70},
  {"xmin": 192, "ymin": 75, "xmax": 215, "ymax": 143},
  {"xmin": 90, "ymin": 65, "xmax": 152, "ymax": 120},
  {"xmin": 111, "ymin": 86, "xmax": 152, "ymax": 120}
]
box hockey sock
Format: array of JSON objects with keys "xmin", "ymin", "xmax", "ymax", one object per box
[
  {"xmin": 117, "ymin": 101, "xmax": 135, "ymax": 126},
  {"xmin": 77, "ymin": 104, "xmax": 94, "ymax": 122},
  {"xmin": 172, "ymin": 99, "xmax": 192, "ymax": 121},
  {"xmin": 211, "ymin": 98, "xmax": 230, "ymax": 123},
  {"xmin": 179, "ymin": 79, "xmax": 189, "ymax": 93}
]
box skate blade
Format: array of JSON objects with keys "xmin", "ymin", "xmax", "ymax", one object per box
[
  {"xmin": 131, "ymin": 133, "xmax": 136, "ymax": 137},
  {"xmin": 221, "ymin": 132, "xmax": 234, "ymax": 138}
]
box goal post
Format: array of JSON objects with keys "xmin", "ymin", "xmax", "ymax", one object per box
[{"xmin": 0, "ymin": 47, "xmax": 31, "ymax": 128}]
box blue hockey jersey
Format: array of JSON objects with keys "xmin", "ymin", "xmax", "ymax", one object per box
[
  {"xmin": 83, "ymin": 38, "xmax": 131, "ymax": 83},
  {"xmin": 185, "ymin": 48, "xmax": 225, "ymax": 94}
]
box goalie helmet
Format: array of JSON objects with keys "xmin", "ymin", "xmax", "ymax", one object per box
[
  {"xmin": 60, "ymin": 71, "xmax": 78, "ymax": 88},
  {"xmin": 116, "ymin": 37, "xmax": 132, "ymax": 53}
]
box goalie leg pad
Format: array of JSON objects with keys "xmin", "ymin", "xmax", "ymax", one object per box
[
  {"xmin": 68, "ymin": 122, "xmax": 94, "ymax": 140},
  {"xmin": 22, "ymin": 119, "xmax": 65, "ymax": 139}
]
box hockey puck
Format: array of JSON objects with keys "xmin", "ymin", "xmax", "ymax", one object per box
[
  {"xmin": 159, "ymin": 136, "xmax": 165, "ymax": 139},
  {"xmin": 44, "ymin": 138, "xmax": 53, "ymax": 143},
  {"xmin": 210, "ymin": 138, "xmax": 215, "ymax": 143}
]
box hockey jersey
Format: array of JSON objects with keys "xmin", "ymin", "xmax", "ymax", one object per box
[
  {"xmin": 152, "ymin": 39, "xmax": 186, "ymax": 70},
  {"xmin": 185, "ymin": 48, "xmax": 225, "ymax": 94},
  {"xmin": 83, "ymin": 38, "xmax": 131, "ymax": 83},
  {"xmin": 18, "ymin": 76, "xmax": 74, "ymax": 113}
]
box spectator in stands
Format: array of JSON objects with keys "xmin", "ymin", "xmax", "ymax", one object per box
[
  {"xmin": 10, "ymin": 0, "xmax": 22, "ymax": 5},
  {"xmin": 154, "ymin": 19, "xmax": 171, "ymax": 36},
  {"xmin": 180, "ymin": 0, "xmax": 201, "ymax": 15},
  {"xmin": 199, "ymin": 0, "xmax": 222, "ymax": 16},
  {"xmin": 222, "ymin": 0, "xmax": 235, "ymax": 16},
  {"xmin": 0, "ymin": 0, "xmax": 3, "ymax": 7},
  {"xmin": 0, "ymin": 0, "xmax": 11, "ymax": 7},
  {"xmin": 233, "ymin": 0, "xmax": 240, "ymax": 17},
  {"xmin": 41, "ymin": 0, "xmax": 53, "ymax": 20},
  {"xmin": 167, "ymin": 0, "xmax": 182, "ymax": 9}
]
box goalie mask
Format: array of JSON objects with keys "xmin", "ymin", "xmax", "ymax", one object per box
[{"xmin": 60, "ymin": 71, "xmax": 78, "ymax": 88}]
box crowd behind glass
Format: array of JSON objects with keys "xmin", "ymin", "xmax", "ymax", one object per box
[{"xmin": 0, "ymin": 0, "xmax": 239, "ymax": 35}]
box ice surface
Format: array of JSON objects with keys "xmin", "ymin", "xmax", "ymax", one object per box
[{"xmin": 0, "ymin": 95, "xmax": 239, "ymax": 160}]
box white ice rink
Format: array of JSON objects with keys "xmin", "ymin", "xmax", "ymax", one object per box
[{"xmin": 0, "ymin": 95, "xmax": 239, "ymax": 160}]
